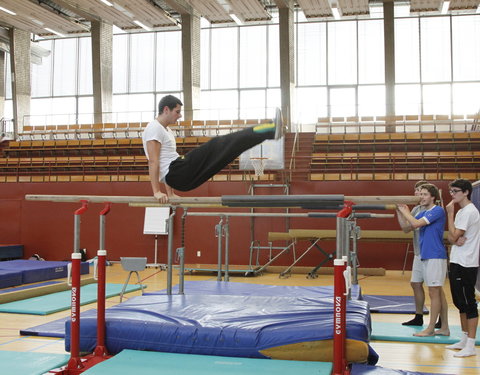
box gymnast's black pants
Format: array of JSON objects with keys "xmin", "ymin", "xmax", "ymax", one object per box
[
  {"xmin": 449, "ymin": 262, "xmax": 479, "ymax": 319},
  {"xmin": 165, "ymin": 127, "xmax": 273, "ymax": 191}
]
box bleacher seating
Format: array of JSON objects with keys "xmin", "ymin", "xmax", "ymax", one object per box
[{"xmin": 2, "ymin": 116, "xmax": 480, "ymax": 183}]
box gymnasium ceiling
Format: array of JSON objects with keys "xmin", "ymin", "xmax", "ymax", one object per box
[{"xmin": 0, "ymin": 0, "xmax": 478, "ymax": 38}]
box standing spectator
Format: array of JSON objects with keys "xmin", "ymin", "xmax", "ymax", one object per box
[
  {"xmin": 397, "ymin": 184, "xmax": 450, "ymax": 337},
  {"xmin": 396, "ymin": 180, "xmax": 440, "ymax": 328},
  {"xmin": 445, "ymin": 179, "xmax": 480, "ymax": 357}
]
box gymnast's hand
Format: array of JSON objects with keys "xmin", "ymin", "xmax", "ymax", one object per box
[
  {"xmin": 445, "ymin": 200, "xmax": 455, "ymax": 215},
  {"xmin": 396, "ymin": 204, "xmax": 409, "ymax": 214},
  {"xmin": 154, "ymin": 191, "xmax": 169, "ymax": 204},
  {"xmin": 455, "ymin": 236, "xmax": 466, "ymax": 246}
]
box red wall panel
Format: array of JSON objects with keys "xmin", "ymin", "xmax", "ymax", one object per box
[{"xmin": 0, "ymin": 179, "xmax": 453, "ymax": 270}]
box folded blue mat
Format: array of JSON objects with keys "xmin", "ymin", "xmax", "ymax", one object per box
[
  {"xmin": 0, "ymin": 269, "xmax": 23, "ymax": 289},
  {"xmin": 0, "ymin": 260, "xmax": 89, "ymax": 284}
]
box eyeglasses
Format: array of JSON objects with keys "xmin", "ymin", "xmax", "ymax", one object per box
[{"xmin": 449, "ymin": 189, "xmax": 463, "ymax": 194}]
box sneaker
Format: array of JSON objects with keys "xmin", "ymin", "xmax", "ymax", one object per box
[
  {"xmin": 402, "ymin": 316, "xmax": 423, "ymax": 326},
  {"xmin": 274, "ymin": 107, "xmax": 284, "ymax": 140}
]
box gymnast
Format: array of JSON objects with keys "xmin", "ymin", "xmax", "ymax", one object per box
[
  {"xmin": 142, "ymin": 95, "xmax": 284, "ymax": 203},
  {"xmin": 445, "ymin": 178, "xmax": 480, "ymax": 357},
  {"xmin": 396, "ymin": 180, "xmax": 441, "ymax": 329},
  {"xmin": 397, "ymin": 183, "xmax": 450, "ymax": 337}
]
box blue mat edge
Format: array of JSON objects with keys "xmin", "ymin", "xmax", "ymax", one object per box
[
  {"xmin": 371, "ymin": 321, "xmax": 480, "ymax": 345},
  {"xmin": 0, "ymin": 283, "xmax": 144, "ymax": 315}
]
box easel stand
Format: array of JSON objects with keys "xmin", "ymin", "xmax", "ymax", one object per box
[{"xmin": 146, "ymin": 235, "xmax": 166, "ymax": 269}]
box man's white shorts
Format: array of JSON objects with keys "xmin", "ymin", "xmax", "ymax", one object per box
[
  {"xmin": 422, "ymin": 258, "xmax": 447, "ymax": 287},
  {"xmin": 411, "ymin": 254, "xmax": 424, "ymax": 283}
]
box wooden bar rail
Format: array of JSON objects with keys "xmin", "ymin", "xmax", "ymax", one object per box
[{"xmin": 25, "ymin": 194, "xmax": 420, "ymax": 207}]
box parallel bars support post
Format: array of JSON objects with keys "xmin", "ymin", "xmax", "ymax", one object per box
[
  {"xmin": 224, "ymin": 216, "xmax": 230, "ymax": 282},
  {"xmin": 333, "ymin": 258, "xmax": 348, "ymax": 375},
  {"xmin": 216, "ymin": 217, "xmax": 224, "ymax": 282},
  {"xmin": 94, "ymin": 202, "xmax": 111, "ymax": 358},
  {"xmin": 166, "ymin": 207, "xmax": 176, "ymax": 295}
]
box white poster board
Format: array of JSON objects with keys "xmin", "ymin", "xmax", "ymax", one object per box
[{"xmin": 143, "ymin": 207, "xmax": 170, "ymax": 235}]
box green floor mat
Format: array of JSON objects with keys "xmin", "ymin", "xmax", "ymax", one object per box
[
  {"xmin": 0, "ymin": 283, "xmax": 144, "ymax": 315},
  {"xmin": 372, "ymin": 321, "xmax": 480, "ymax": 344},
  {"xmin": 82, "ymin": 349, "xmax": 332, "ymax": 375},
  {"xmin": 0, "ymin": 350, "xmax": 69, "ymax": 375}
]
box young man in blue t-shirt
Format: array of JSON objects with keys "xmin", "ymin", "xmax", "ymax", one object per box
[{"xmin": 397, "ymin": 184, "xmax": 450, "ymax": 337}]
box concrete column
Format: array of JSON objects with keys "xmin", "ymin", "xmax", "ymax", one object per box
[
  {"xmin": 91, "ymin": 20, "xmax": 113, "ymax": 125},
  {"xmin": 383, "ymin": 0, "xmax": 395, "ymax": 131},
  {"xmin": 181, "ymin": 13, "xmax": 201, "ymax": 121},
  {"xmin": 278, "ymin": 2, "xmax": 295, "ymax": 132},
  {"xmin": 9, "ymin": 28, "xmax": 30, "ymax": 135},
  {"xmin": 0, "ymin": 51, "xmax": 5, "ymax": 120}
]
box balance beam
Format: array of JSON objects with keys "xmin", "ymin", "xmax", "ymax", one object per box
[{"xmin": 25, "ymin": 194, "xmax": 419, "ymax": 208}]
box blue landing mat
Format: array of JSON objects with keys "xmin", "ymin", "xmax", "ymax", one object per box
[
  {"xmin": 371, "ymin": 321, "xmax": 480, "ymax": 345},
  {"xmin": 0, "ymin": 283, "xmax": 143, "ymax": 315},
  {"xmin": 0, "ymin": 280, "xmax": 61, "ymax": 294},
  {"xmin": 363, "ymin": 295, "xmax": 428, "ymax": 314},
  {"xmin": 351, "ymin": 363, "xmax": 453, "ymax": 375},
  {"xmin": 20, "ymin": 309, "xmax": 97, "ymax": 337},
  {"xmin": 81, "ymin": 349, "xmax": 333, "ymax": 375},
  {"xmin": 147, "ymin": 280, "xmax": 363, "ymax": 299},
  {"xmin": 22, "ymin": 281, "xmax": 364, "ymax": 339},
  {"xmin": 0, "ymin": 350, "xmax": 69, "ymax": 375}
]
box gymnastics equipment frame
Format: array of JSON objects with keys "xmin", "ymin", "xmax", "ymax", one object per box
[{"xmin": 25, "ymin": 193, "xmax": 419, "ymax": 375}]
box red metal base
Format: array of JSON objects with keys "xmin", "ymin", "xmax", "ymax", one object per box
[{"xmin": 49, "ymin": 352, "xmax": 112, "ymax": 374}]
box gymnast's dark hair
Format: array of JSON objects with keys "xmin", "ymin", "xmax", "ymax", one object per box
[
  {"xmin": 420, "ymin": 183, "xmax": 441, "ymax": 202},
  {"xmin": 449, "ymin": 178, "xmax": 472, "ymax": 200},
  {"xmin": 158, "ymin": 95, "xmax": 183, "ymax": 115}
]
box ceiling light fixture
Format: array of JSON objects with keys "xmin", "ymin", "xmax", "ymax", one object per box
[
  {"xmin": 99, "ymin": 0, "xmax": 114, "ymax": 6},
  {"xmin": 31, "ymin": 19, "xmax": 44, "ymax": 26},
  {"xmin": 229, "ymin": 14, "xmax": 243, "ymax": 25},
  {"xmin": 133, "ymin": 20, "xmax": 152, "ymax": 32},
  {"xmin": 441, "ymin": 0, "xmax": 450, "ymax": 14},
  {"xmin": 332, "ymin": 7, "xmax": 341, "ymax": 20},
  {"xmin": 44, "ymin": 28, "xmax": 66, "ymax": 37},
  {"xmin": 0, "ymin": 6, "xmax": 16, "ymax": 16},
  {"xmin": 328, "ymin": 0, "xmax": 341, "ymax": 20}
]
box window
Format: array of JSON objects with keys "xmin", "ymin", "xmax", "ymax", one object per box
[
  {"xmin": 31, "ymin": 40, "xmax": 53, "ymax": 97},
  {"xmin": 297, "ymin": 22, "xmax": 326, "ymax": 86},
  {"xmin": 328, "ymin": 21, "xmax": 357, "ymax": 85},
  {"xmin": 452, "ymin": 15, "xmax": 480, "ymax": 81},
  {"xmin": 130, "ymin": 33, "xmax": 155, "ymax": 93},
  {"xmin": 395, "ymin": 18, "xmax": 420, "ymax": 83},
  {"xmin": 113, "ymin": 34, "xmax": 128, "ymax": 93},
  {"xmin": 156, "ymin": 31, "xmax": 182, "ymax": 92},
  {"xmin": 78, "ymin": 37, "xmax": 92, "ymax": 95},
  {"xmin": 296, "ymin": 87, "xmax": 328, "ymax": 124},
  {"xmin": 210, "ymin": 27, "xmax": 238, "ymax": 89},
  {"xmin": 395, "ymin": 84, "xmax": 421, "ymax": 115},
  {"xmin": 53, "ymin": 38, "xmax": 77, "ymax": 96},
  {"xmin": 423, "ymin": 84, "xmax": 451, "ymax": 115},
  {"xmin": 358, "ymin": 20, "xmax": 384, "ymax": 84},
  {"xmin": 240, "ymin": 26, "xmax": 267, "ymax": 88},
  {"xmin": 329, "ymin": 87, "xmax": 356, "ymax": 117},
  {"xmin": 421, "ymin": 17, "xmax": 451, "ymax": 83}
]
